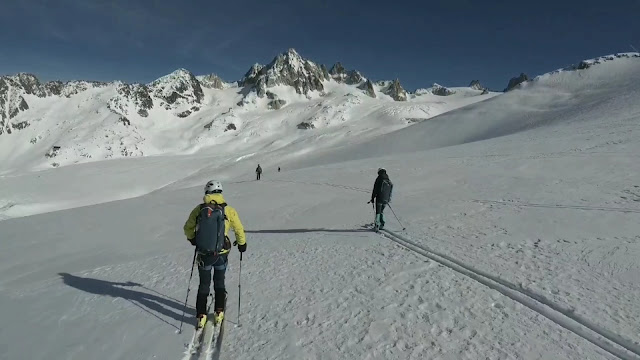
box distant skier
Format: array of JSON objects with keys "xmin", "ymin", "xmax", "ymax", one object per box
[
  {"xmin": 184, "ymin": 180, "xmax": 246, "ymax": 328},
  {"xmin": 278, "ymin": 167, "xmax": 281, "ymax": 173},
  {"xmin": 369, "ymin": 168, "xmax": 393, "ymax": 231},
  {"xmin": 256, "ymin": 164, "xmax": 262, "ymax": 180}
]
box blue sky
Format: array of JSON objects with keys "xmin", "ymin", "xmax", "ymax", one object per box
[{"xmin": 0, "ymin": 0, "xmax": 638, "ymax": 91}]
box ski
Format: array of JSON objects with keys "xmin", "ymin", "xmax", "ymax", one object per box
[
  {"xmin": 202, "ymin": 297, "xmax": 227, "ymax": 359},
  {"xmin": 362, "ymin": 222, "xmax": 380, "ymax": 232},
  {"xmin": 200, "ymin": 319, "xmax": 216, "ymax": 358},
  {"xmin": 186, "ymin": 326, "xmax": 205, "ymax": 356},
  {"xmin": 183, "ymin": 294, "xmax": 213, "ymax": 359},
  {"xmin": 203, "ymin": 312, "xmax": 226, "ymax": 359}
]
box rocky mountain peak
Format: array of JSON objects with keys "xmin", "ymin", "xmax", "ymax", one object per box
[
  {"xmin": 383, "ymin": 79, "xmax": 408, "ymax": 101},
  {"xmin": 149, "ymin": 68, "xmax": 204, "ymax": 106},
  {"xmin": 329, "ymin": 62, "xmax": 346, "ymax": 76},
  {"xmin": 469, "ymin": 80, "xmax": 484, "ymax": 90},
  {"xmin": 328, "ymin": 63, "xmax": 365, "ymax": 85},
  {"xmin": 505, "ymin": 73, "xmax": 529, "ymax": 92},
  {"xmin": 431, "ymin": 83, "xmax": 455, "ymax": 96},
  {"xmin": 358, "ymin": 79, "xmax": 376, "ymax": 98},
  {"xmin": 198, "ymin": 74, "xmax": 226, "ymax": 89},
  {"xmin": 239, "ymin": 48, "xmax": 327, "ymax": 97}
]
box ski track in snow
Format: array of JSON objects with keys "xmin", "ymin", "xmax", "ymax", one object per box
[
  {"xmin": 260, "ymin": 177, "xmax": 640, "ymax": 359},
  {"xmin": 380, "ymin": 229, "xmax": 640, "ymax": 360}
]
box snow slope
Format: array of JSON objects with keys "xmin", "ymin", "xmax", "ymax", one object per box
[
  {"xmin": 1, "ymin": 54, "xmax": 639, "ymax": 360},
  {"xmin": 0, "ymin": 81, "xmax": 495, "ymax": 219}
]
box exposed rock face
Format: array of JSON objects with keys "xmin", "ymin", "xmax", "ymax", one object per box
[
  {"xmin": 241, "ymin": 64, "xmax": 264, "ymax": 87},
  {"xmin": 566, "ymin": 53, "xmax": 639, "ymax": 71},
  {"xmin": 176, "ymin": 110, "xmax": 192, "ymax": 118},
  {"xmin": 265, "ymin": 91, "xmax": 287, "ymax": 109},
  {"xmin": 345, "ymin": 70, "xmax": 364, "ymax": 85},
  {"xmin": 469, "ymin": 80, "xmax": 484, "ymax": 90},
  {"xmin": 198, "ymin": 74, "xmax": 225, "ymax": 89},
  {"xmin": 328, "ymin": 63, "xmax": 364, "ymax": 85},
  {"xmin": 240, "ymin": 49, "xmax": 327, "ymax": 97},
  {"xmin": 150, "ymin": 68, "xmax": 204, "ymax": 107},
  {"xmin": 13, "ymin": 73, "xmax": 45, "ymax": 97},
  {"xmin": 269, "ymin": 99, "xmax": 287, "ymax": 110},
  {"xmin": 225, "ymin": 123, "xmax": 237, "ymax": 132},
  {"xmin": 45, "ymin": 146, "xmax": 61, "ymax": 158},
  {"xmin": 329, "ymin": 62, "xmax": 346, "ymax": 77},
  {"xmin": 43, "ymin": 81, "xmax": 64, "ymax": 96},
  {"xmin": 505, "ymin": 73, "xmax": 529, "ymax": 92},
  {"xmin": 0, "ymin": 67, "xmax": 216, "ymax": 137},
  {"xmin": 109, "ymin": 83, "xmax": 154, "ymax": 118},
  {"xmin": 431, "ymin": 83, "xmax": 455, "ymax": 96},
  {"xmin": 297, "ymin": 121, "xmax": 315, "ymax": 129},
  {"xmin": 320, "ymin": 64, "xmax": 330, "ymax": 80},
  {"xmin": 358, "ymin": 79, "xmax": 376, "ymax": 98},
  {"xmin": 107, "ymin": 69, "xmax": 205, "ymax": 119},
  {"xmin": 0, "ymin": 74, "xmax": 111, "ymax": 134},
  {"xmin": 383, "ymin": 79, "xmax": 407, "ymax": 101},
  {"xmin": 0, "ymin": 76, "xmax": 33, "ymax": 134}
]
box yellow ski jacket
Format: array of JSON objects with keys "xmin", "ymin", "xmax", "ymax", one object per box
[{"xmin": 183, "ymin": 193, "xmax": 246, "ymax": 255}]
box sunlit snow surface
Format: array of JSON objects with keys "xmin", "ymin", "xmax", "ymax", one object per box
[{"xmin": 1, "ymin": 55, "xmax": 639, "ymax": 359}]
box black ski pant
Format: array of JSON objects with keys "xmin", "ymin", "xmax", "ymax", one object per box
[
  {"xmin": 256, "ymin": 173, "xmax": 261, "ymax": 180},
  {"xmin": 196, "ymin": 252, "xmax": 228, "ymax": 315}
]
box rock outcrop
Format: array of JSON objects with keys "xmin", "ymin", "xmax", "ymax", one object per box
[
  {"xmin": 383, "ymin": 79, "xmax": 407, "ymax": 101},
  {"xmin": 358, "ymin": 79, "xmax": 376, "ymax": 98},
  {"xmin": 505, "ymin": 73, "xmax": 529, "ymax": 92}
]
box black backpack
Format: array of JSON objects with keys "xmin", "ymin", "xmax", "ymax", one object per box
[{"xmin": 195, "ymin": 202, "xmax": 229, "ymax": 254}]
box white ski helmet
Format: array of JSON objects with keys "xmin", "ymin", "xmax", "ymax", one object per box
[
  {"xmin": 204, "ymin": 180, "xmax": 223, "ymax": 194},
  {"xmin": 378, "ymin": 167, "xmax": 386, "ymax": 174}
]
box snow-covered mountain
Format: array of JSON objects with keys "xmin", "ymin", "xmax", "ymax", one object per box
[{"xmin": 0, "ymin": 48, "xmax": 496, "ymax": 174}]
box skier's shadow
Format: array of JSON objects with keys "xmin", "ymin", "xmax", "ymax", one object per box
[
  {"xmin": 59, "ymin": 272, "xmax": 191, "ymax": 330},
  {"xmin": 245, "ymin": 228, "xmax": 370, "ymax": 234}
]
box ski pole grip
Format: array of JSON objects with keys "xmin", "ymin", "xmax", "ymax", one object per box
[{"xmin": 240, "ymin": 252, "xmax": 243, "ymax": 261}]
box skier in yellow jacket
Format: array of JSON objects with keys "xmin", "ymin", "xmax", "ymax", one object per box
[{"xmin": 184, "ymin": 180, "xmax": 246, "ymax": 327}]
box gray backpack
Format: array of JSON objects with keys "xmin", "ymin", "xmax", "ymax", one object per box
[
  {"xmin": 378, "ymin": 179, "xmax": 393, "ymax": 204},
  {"xmin": 195, "ymin": 202, "xmax": 227, "ymax": 254}
]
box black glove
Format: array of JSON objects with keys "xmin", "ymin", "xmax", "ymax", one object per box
[
  {"xmin": 187, "ymin": 238, "xmax": 196, "ymax": 246},
  {"xmin": 237, "ymin": 243, "xmax": 247, "ymax": 252}
]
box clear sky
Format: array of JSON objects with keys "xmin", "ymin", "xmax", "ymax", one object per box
[{"xmin": 0, "ymin": 0, "xmax": 638, "ymax": 91}]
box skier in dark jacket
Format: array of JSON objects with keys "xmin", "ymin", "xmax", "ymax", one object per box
[
  {"xmin": 256, "ymin": 164, "xmax": 262, "ymax": 180},
  {"xmin": 370, "ymin": 168, "xmax": 393, "ymax": 230}
]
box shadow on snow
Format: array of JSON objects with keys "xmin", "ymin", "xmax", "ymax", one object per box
[
  {"xmin": 59, "ymin": 272, "xmax": 190, "ymax": 330},
  {"xmin": 245, "ymin": 228, "xmax": 371, "ymax": 234}
]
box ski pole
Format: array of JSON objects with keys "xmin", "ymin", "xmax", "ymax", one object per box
[
  {"xmin": 387, "ymin": 204, "xmax": 406, "ymax": 231},
  {"xmin": 178, "ymin": 249, "xmax": 197, "ymax": 334},
  {"xmin": 368, "ymin": 200, "xmax": 376, "ymax": 227},
  {"xmin": 237, "ymin": 252, "xmax": 243, "ymax": 327}
]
